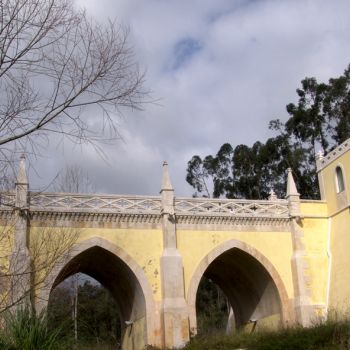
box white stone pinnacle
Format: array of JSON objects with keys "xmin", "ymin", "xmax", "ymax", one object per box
[
  {"xmin": 268, "ymin": 189, "xmax": 277, "ymax": 201},
  {"xmin": 16, "ymin": 154, "xmax": 28, "ymax": 185},
  {"xmin": 286, "ymin": 168, "xmax": 299, "ymax": 197},
  {"xmin": 316, "ymin": 150, "xmax": 324, "ymax": 160},
  {"xmin": 161, "ymin": 161, "xmax": 173, "ymax": 191}
]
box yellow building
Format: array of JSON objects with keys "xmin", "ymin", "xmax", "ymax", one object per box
[
  {"xmin": 316, "ymin": 140, "xmax": 350, "ymax": 313},
  {"xmin": 1, "ymin": 140, "xmax": 350, "ymax": 349}
]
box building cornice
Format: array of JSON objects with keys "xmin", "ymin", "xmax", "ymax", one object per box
[
  {"xmin": 176, "ymin": 214, "xmax": 290, "ymax": 227},
  {"xmin": 29, "ymin": 210, "xmax": 162, "ymax": 225},
  {"xmin": 317, "ymin": 139, "xmax": 350, "ymax": 171}
]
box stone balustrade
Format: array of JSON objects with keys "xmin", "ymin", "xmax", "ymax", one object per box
[{"xmin": 0, "ymin": 191, "xmax": 289, "ymax": 218}]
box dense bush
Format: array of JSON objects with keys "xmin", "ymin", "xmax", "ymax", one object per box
[{"xmin": 0, "ymin": 307, "xmax": 60, "ymax": 350}]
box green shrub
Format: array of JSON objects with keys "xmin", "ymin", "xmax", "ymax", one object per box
[{"xmin": 0, "ymin": 307, "xmax": 60, "ymax": 350}]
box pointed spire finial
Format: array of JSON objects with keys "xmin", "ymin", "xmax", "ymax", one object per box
[
  {"xmin": 268, "ymin": 189, "xmax": 277, "ymax": 201},
  {"xmin": 16, "ymin": 154, "xmax": 28, "ymax": 185},
  {"xmin": 286, "ymin": 168, "xmax": 299, "ymax": 198},
  {"xmin": 316, "ymin": 150, "xmax": 324, "ymax": 161},
  {"xmin": 161, "ymin": 161, "xmax": 173, "ymax": 191},
  {"xmin": 315, "ymin": 149, "xmax": 325, "ymax": 172}
]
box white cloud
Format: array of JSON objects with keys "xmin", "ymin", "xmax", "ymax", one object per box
[{"xmin": 29, "ymin": 0, "xmax": 350, "ymax": 197}]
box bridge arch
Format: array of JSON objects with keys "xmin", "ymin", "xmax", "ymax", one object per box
[
  {"xmin": 187, "ymin": 239, "xmax": 293, "ymax": 334},
  {"xmin": 37, "ymin": 237, "xmax": 156, "ymax": 349}
]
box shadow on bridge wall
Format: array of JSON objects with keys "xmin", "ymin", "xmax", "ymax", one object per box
[
  {"xmin": 36, "ymin": 237, "xmax": 156, "ymax": 350},
  {"xmin": 187, "ymin": 239, "xmax": 294, "ymax": 335}
]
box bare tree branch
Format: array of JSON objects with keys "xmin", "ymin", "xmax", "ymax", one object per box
[
  {"xmin": 0, "ymin": 0, "xmax": 147, "ymax": 175},
  {"xmin": 0, "ymin": 222, "xmax": 79, "ymax": 314}
]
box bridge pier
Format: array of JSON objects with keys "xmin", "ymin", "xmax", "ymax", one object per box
[
  {"xmin": 9, "ymin": 155, "xmax": 31, "ymax": 310},
  {"xmin": 160, "ymin": 162, "xmax": 189, "ymax": 348},
  {"xmin": 287, "ymin": 168, "xmax": 314, "ymax": 326}
]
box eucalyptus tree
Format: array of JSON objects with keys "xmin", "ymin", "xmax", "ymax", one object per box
[{"xmin": 186, "ymin": 64, "xmax": 350, "ymax": 200}]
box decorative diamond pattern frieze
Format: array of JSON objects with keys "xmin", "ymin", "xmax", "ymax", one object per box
[
  {"xmin": 175, "ymin": 198, "xmax": 289, "ymax": 217},
  {"xmin": 0, "ymin": 191, "xmax": 290, "ymax": 220},
  {"xmin": 0, "ymin": 192, "xmax": 15, "ymax": 209},
  {"xmin": 29, "ymin": 192, "xmax": 162, "ymax": 214}
]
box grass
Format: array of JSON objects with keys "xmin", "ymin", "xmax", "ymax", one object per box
[
  {"xmin": 0, "ymin": 306, "xmax": 119, "ymax": 349},
  {"xmin": 2, "ymin": 309, "xmax": 350, "ymax": 350},
  {"xmin": 56, "ymin": 342, "xmax": 117, "ymax": 350},
  {"xmin": 0, "ymin": 307, "xmax": 61, "ymax": 350},
  {"xmin": 147, "ymin": 317, "xmax": 350, "ymax": 350}
]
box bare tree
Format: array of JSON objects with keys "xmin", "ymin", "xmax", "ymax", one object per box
[
  {"xmin": 0, "ymin": 224, "xmax": 79, "ymax": 314},
  {"xmin": 53, "ymin": 164, "xmax": 95, "ymax": 193},
  {"xmin": 0, "ymin": 0, "xmax": 146, "ymax": 322},
  {"xmin": 0, "ymin": 0, "xmax": 146, "ymax": 174},
  {"xmin": 0, "ymin": 160, "xmax": 80, "ymax": 314}
]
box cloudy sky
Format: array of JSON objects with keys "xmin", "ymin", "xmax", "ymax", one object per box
[{"xmin": 29, "ymin": 0, "xmax": 350, "ymax": 197}]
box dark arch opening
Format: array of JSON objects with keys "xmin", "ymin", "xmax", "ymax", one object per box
[
  {"xmin": 196, "ymin": 247, "xmax": 282, "ymax": 333},
  {"xmin": 336, "ymin": 166, "xmax": 345, "ymax": 193},
  {"xmin": 47, "ymin": 246, "xmax": 147, "ymax": 350},
  {"xmin": 196, "ymin": 276, "xmax": 230, "ymax": 335},
  {"xmin": 48, "ymin": 274, "xmax": 122, "ymax": 347}
]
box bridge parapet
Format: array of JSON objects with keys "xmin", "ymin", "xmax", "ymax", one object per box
[
  {"xmin": 28, "ymin": 192, "xmax": 162, "ymax": 214},
  {"xmin": 0, "ymin": 192, "xmax": 15, "ymax": 210},
  {"xmin": 175, "ymin": 197, "xmax": 289, "ymax": 218},
  {"xmin": 0, "ymin": 191, "xmax": 290, "ymax": 218}
]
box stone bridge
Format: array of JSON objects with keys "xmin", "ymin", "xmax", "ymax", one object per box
[{"xmin": 3, "ymin": 139, "xmax": 350, "ymax": 349}]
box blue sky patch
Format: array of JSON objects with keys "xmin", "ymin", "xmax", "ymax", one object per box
[{"xmin": 171, "ymin": 38, "xmax": 202, "ymax": 71}]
